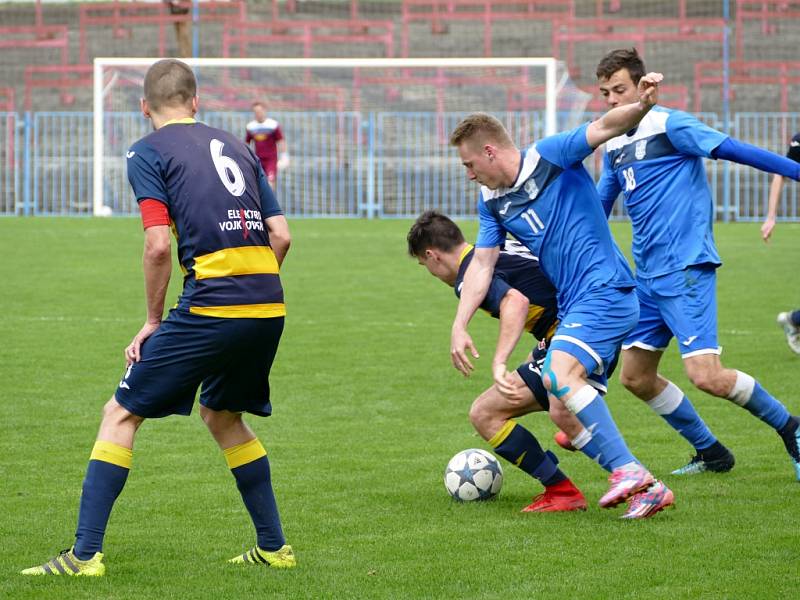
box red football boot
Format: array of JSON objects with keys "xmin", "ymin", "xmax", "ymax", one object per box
[
  {"xmin": 521, "ymin": 479, "xmax": 587, "ymax": 513},
  {"xmin": 553, "ymin": 430, "xmax": 576, "ymax": 451}
]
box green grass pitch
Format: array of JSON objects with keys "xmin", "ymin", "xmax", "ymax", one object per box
[{"xmin": 1, "ymin": 217, "xmax": 798, "ymax": 599}]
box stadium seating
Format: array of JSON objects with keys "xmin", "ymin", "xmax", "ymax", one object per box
[
  {"xmin": 222, "ymin": 18, "xmax": 395, "ymax": 59},
  {"xmin": 0, "ymin": 25, "xmax": 70, "ymax": 69},
  {"xmin": 694, "ymin": 61, "xmax": 800, "ymax": 112},
  {"xmin": 24, "ymin": 65, "xmax": 93, "ymax": 111},
  {"xmin": 735, "ymin": 1, "xmax": 800, "ymax": 59},
  {"xmin": 551, "ymin": 17, "xmax": 725, "ymax": 81},
  {"xmin": 78, "ymin": 1, "xmax": 247, "ymax": 63},
  {"xmin": 400, "ymin": 0, "xmax": 574, "ymax": 56}
]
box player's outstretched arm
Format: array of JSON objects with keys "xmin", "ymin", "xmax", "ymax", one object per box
[
  {"xmin": 126, "ymin": 224, "xmax": 171, "ymax": 365},
  {"xmin": 586, "ymin": 72, "xmax": 663, "ymax": 149},
  {"xmin": 266, "ymin": 215, "xmax": 291, "ymax": 266},
  {"xmin": 492, "ymin": 288, "xmax": 530, "ymax": 397},
  {"xmin": 451, "ymin": 246, "xmax": 499, "ymax": 376},
  {"xmin": 762, "ymin": 174, "xmax": 785, "ymax": 242}
]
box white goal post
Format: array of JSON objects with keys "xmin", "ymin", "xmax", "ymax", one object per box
[{"xmin": 94, "ymin": 57, "xmax": 579, "ymax": 217}]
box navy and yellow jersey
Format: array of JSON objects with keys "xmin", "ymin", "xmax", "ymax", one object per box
[
  {"xmin": 455, "ymin": 240, "xmax": 559, "ymax": 342},
  {"xmin": 787, "ymin": 133, "xmax": 800, "ymax": 163},
  {"xmin": 126, "ymin": 118, "xmax": 284, "ymax": 318}
]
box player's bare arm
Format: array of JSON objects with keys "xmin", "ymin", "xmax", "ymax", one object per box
[
  {"xmin": 492, "ymin": 288, "xmax": 530, "ymax": 397},
  {"xmin": 762, "ymin": 174, "xmax": 784, "ymax": 242},
  {"xmin": 586, "ymin": 72, "xmax": 663, "ymax": 149},
  {"xmin": 126, "ymin": 224, "xmax": 171, "ymax": 365},
  {"xmin": 451, "ymin": 245, "xmax": 499, "ymax": 376},
  {"xmin": 266, "ymin": 214, "xmax": 291, "ymax": 266}
]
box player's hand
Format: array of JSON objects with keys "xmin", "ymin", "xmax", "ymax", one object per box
[
  {"xmin": 761, "ymin": 217, "xmax": 776, "ymax": 242},
  {"xmin": 451, "ymin": 326, "xmax": 479, "ymax": 376},
  {"xmin": 125, "ymin": 321, "xmax": 160, "ymax": 366},
  {"xmin": 637, "ymin": 72, "xmax": 663, "ymax": 108},
  {"xmin": 492, "ymin": 362, "xmax": 514, "ymax": 394},
  {"xmin": 277, "ymin": 152, "xmax": 290, "ymax": 170}
]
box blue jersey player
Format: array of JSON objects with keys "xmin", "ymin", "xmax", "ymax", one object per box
[
  {"xmin": 22, "ymin": 59, "xmax": 296, "ymax": 577},
  {"xmin": 595, "ymin": 48, "xmax": 800, "ymax": 481},
  {"xmin": 449, "ymin": 71, "xmax": 674, "ymax": 520},
  {"xmin": 408, "ymin": 210, "xmax": 616, "ymax": 513}
]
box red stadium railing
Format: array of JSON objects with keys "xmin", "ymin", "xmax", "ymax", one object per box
[
  {"xmin": 222, "ymin": 19, "xmax": 395, "ymax": 59},
  {"xmin": 272, "ymin": 0, "xmax": 362, "ymax": 20},
  {"xmin": 0, "ymin": 88, "xmax": 16, "ymax": 112},
  {"xmin": 735, "ymin": 1, "xmax": 800, "ymax": 60},
  {"xmin": 24, "ymin": 65, "xmax": 93, "ymax": 111},
  {"xmin": 552, "ymin": 17, "xmax": 725, "ymax": 79},
  {"xmin": 78, "ymin": 1, "xmax": 247, "ymax": 63},
  {"xmin": 0, "ymin": 25, "xmax": 69, "ymax": 68},
  {"xmin": 200, "ymin": 85, "xmax": 347, "ymax": 113},
  {"xmin": 694, "ymin": 61, "xmax": 800, "ymax": 112},
  {"xmin": 401, "ymin": 0, "xmax": 574, "ymax": 56},
  {"xmin": 505, "ymin": 84, "xmax": 690, "ymax": 112}
]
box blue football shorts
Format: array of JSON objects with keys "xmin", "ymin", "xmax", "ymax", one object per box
[
  {"xmin": 114, "ymin": 309, "xmax": 284, "ymax": 418},
  {"xmin": 548, "ymin": 285, "xmax": 638, "ymax": 379},
  {"xmin": 622, "ymin": 264, "xmax": 720, "ymax": 358},
  {"xmin": 516, "ymin": 336, "xmax": 614, "ymax": 411}
]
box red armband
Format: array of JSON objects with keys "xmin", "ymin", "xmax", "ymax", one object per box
[{"xmin": 139, "ymin": 199, "xmax": 170, "ymax": 229}]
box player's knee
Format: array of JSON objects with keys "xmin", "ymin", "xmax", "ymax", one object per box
[
  {"xmin": 468, "ymin": 395, "xmax": 491, "ymax": 431},
  {"xmin": 200, "ymin": 405, "xmax": 240, "ymax": 434},
  {"xmin": 103, "ymin": 397, "xmax": 143, "ymax": 429},
  {"xmin": 687, "ymin": 367, "xmax": 727, "ymax": 397},
  {"xmin": 619, "ymin": 369, "xmax": 655, "ymax": 398}
]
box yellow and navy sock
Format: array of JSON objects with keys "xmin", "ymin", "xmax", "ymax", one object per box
[
  {"xmin": 225, "ymin": 438, "xmax": 285, "ymax": 552},
  {"xmin": 73, "ymin": 440, "xmax": 132, "ymax": 560},
  {"xmin": 488, "ymin": 420, "xmax": 566, "ymax": 487}
]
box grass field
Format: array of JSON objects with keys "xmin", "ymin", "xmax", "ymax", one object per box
[{"xmin": 1, "ymin": 217, "xmax": 799, "ymax": 599}]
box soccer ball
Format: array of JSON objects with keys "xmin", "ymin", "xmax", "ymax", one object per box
[{"xmin": 444, "ymin": 448, "xmax": 503, "ymax": 502}]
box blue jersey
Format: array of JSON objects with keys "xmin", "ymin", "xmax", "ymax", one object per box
[
  {"xmin": 126, "ymin": 118, "xmax": 285, "ymax": 318},
  {"xmin": 475, "ymin": 122, "xmax": 634, "ymax": 312},
  {"xmin": 597, "ymin": 106, "xmax": 727, "ymax": 278},
  {"xmin": 455, "ymin": 240, "xmax": 559, "ymax": 342}
]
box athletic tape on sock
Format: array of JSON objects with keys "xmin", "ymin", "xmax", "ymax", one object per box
[
  {"xmin": 727, "ymin": 371, "xmax": 755, "ymax": 406},
  {"xmin": 646, "ymin": 381, "xmax": 684, "ymax": 415}
]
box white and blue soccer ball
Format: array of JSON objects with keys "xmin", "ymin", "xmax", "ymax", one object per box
[{"xmin": 444, "ymin": 448, "xmax": 503, "ymax": 502}]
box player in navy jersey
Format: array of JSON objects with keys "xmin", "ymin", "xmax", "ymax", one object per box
[
  {"xmin": 408, "ymin": 211, "xmax": 617, "ymax": 513},
  {"xmin": 595, "ymin": 48, "xmax": 800, "ymax": 481},
  {"xmin": 22, "ymin": 59, "xmax": 295, "ymax": 577},
  {"xmin": 762, "ymin": 132, "xmax": 800, "ymax": 354},
  {"xmin": 448, "ymin": 72, "xmax": 674, "ymax": 520}
]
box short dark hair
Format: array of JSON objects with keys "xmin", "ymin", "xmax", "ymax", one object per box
[
  {"xmin": 596, "ymin": 48, "xmax": 646, "ymax": 84},
  {"xmin": 252, "ymin": 101, "xmax": 264, "ymax": 108},
  {"xmin": 143, "ymin": 59, "xmax": 196, "ymax": 112},
  {"xmin": 449, "ymin": 112, "xmax": 514, "ymax": 149},
  {"xmin": 407, "ymin": 210, "xmax": 465, "ymax": 257}
]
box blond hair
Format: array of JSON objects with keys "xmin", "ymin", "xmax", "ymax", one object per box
[{"xmin": 449, "ymin": 113, "xmax": 514, "ymax": 148}]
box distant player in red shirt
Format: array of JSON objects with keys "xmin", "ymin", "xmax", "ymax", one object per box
[{"xmin": 245, "ymin": 101, "xmax": 288, "ymax": 187}]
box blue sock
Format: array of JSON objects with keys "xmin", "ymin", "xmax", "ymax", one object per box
[
  {"xmin": 728, "ymin": 371, "xmax": 791, "ymax": 431},
  {"xmin": 565, "ymin": 386, "xmax": 638, "ymax": 471},
  {"xmin": 570, "ymin": 427, "xmax": 612, "ymax": 472},
  {"xmin": 647, "ymin": 381, "xmax": 717, "ymax": 451},
  {"xmin": 74, "ymin": 441, "xmax": 132, "ymax": 560},
  {"xmin": 489, "ymin": 420, "xmax": 566, "ymax": 486},
  {"xmin": 225, "ymin": 439, "xmax": 285, "ymax": 551}
]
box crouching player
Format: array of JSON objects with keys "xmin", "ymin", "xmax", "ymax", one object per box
[{"xmin": 408, "ymin": 211, "xmax": 613, "ymax": 513}]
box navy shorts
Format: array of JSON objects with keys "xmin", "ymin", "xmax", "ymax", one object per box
[{"xmin": 115, "ymin": 310, "xmax": 284, "ymax": 418}]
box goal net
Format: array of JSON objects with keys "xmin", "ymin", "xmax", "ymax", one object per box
[{"xmin": 94, "ymin": 57, "xmax": 589, "ymax": 217}]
